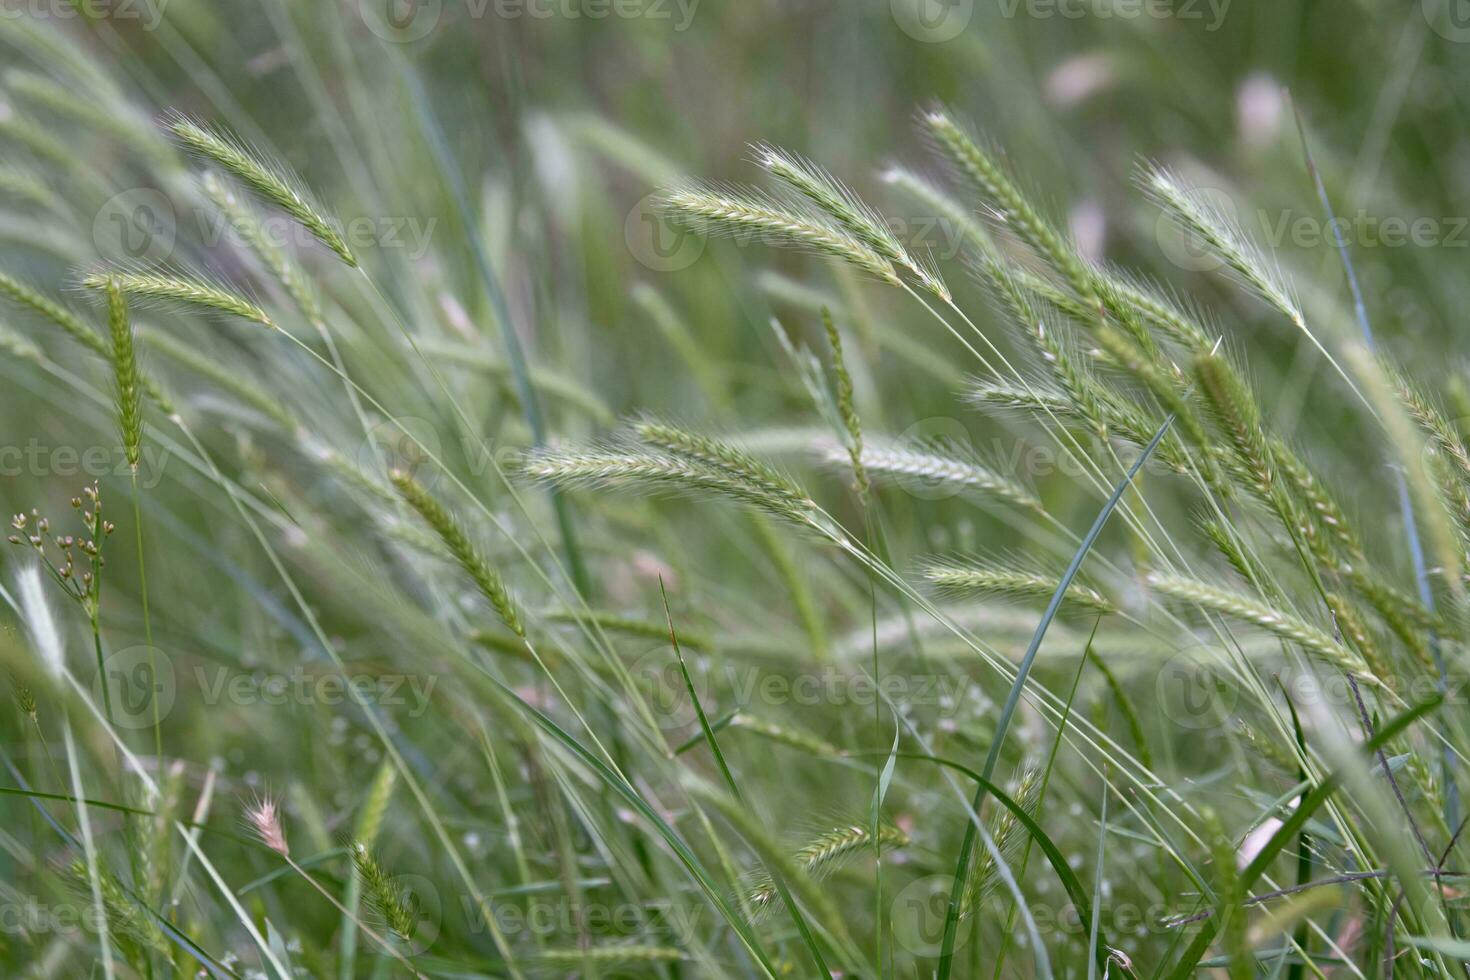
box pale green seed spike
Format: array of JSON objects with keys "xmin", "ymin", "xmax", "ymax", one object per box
[
  {"xmin": 0, "ymin": 270, "xmax": 175, "ymax": 413},
  {"xmin": 166, "ymin": 113, "xmax": 357, "ymax": 267},
  {"xmin": 201, "ymin": 170, "xmax": 323, "ymax": 325},
  {"xmin": 661, "ymin": 184, "xmax": 901, "ymax": 286},
  {"xmin": 102, "ymin": 278, "xmax": 142, "ymax": 470},
  {"xmin": 822, "ymin": 308, "xmax": 869, "ymax": 498},
  {"xmin": 1146, "ymin": 572, "xmax": 1373, "ymax": 680},
  {"xmin": 86, "ymin": 269, "xmax": 275, "ymax": 328},
  {"xmin": 390, "ymin": 469, "xmax": 525, "ymax": 637},
  {"xmin": 923, "ymin": 562, "xmax": 1114, "ymax": 615},
  {"xmin": 757, "ymin": 144, "xmax": 949, "ymax": 299},
  {"xmin": 522, "ymin": 448, "xmax": 821, "ymax": 529}
]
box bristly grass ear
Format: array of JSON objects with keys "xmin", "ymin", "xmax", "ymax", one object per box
[
  {"xmin": 165, "ymin": 112, "xmax": 357, "ymax": 267},
  {"xmin": 756, "ymin": 144, "xmax": 949, "ymax": 300},
  {"xmin": 660, "ymin": 181, "xmax": 902, "ymax": 286},
  {"xmin": 100, "ymin": 277, "xmax": 142, "ymax": 471},
  {"xmin": 83, "ymin": 268, "xmax": 275, "ymax": 329}
]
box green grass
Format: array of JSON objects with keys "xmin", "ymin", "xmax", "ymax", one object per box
[{"xmin": 1, "ymin": 2, "xmax": 1470, "ymax": 977}]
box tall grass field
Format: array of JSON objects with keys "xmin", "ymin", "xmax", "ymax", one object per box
[{"xmin": 3, "ymin": 0, "xmax": 1470, "ymax": 976}]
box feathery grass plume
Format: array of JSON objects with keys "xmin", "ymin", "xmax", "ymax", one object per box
[
  {"xmin": 1145, "ymin": 572, "xmax": 1373, "ymax": 680},
  {"xmin": 820, "ymin": 309, "xmax": 869, "ymax": 497},
  {"xmin": 923, "ymin": 110, "xmax": 1092, "ymax": 300},
  {"xmin": 1141, "ymin": 164, "xmax": 1302, "ymax": 329},
  {"xmin": 746, "ymin": 822, "xmax": 910, "ymax": 911},
  {"xmin": 1199, "ymin": 516, "xmax": 1265, "ymax": 586},
  {"xmin": 166, "ymin": 113, "xmax": 356, "ymax": 266},
  {"xmin": 245, "ymin": 794, "xmax": 290, "ymax": 856},
  {"xmin": 922, "ymin": 559, "xmax": 1114, "ymax": 614},
  {"xmin": 100, "ymin": 278, "xmax": 142, "ymax": 470},
  {"xmin": 632, "ymin": 418, "xmax": 810, "ymax": 505},
  {"xmin": 200, "ymin": 170, "xmax": 323, "ymax": 324},
  {"xmin": 139, "ymin": 326, "xmax": 295, "ymax": 431},
  {"xmin": 831, "ymin": 440, "xmax": 1042, "ymax": 513},
  {"xmin": 86, "ymin": 269, "xmax": 274, "ymax": 328},
  {"xmin": 522, "ymin": 448, "xmax": 822, "ymax": 529},
  {"xmin": 1268, "ymin": 439, "xmax": 1365, "ymax": 565},
  {"xmin": 535, "ymin": 947, "xmax": 684, "ymax": 966},
  {"xmin": 757, "ymin": 144, "xmax": 948, "ymax": 299},
  {"xmin": 1093, "ymin": 269, "xmax": 1213, "ymax": 352},
  {"xmin": 1386, "ymin": 361, "xmax": 1470, "ymax": 529},
  {"xmin": 390, "ymin": 469, "xmax": 525, "ymax": 637},
  {"xmin": 0, "ymin": 165, "xmax": 57, "ymax": 212},
  {"xmin": 980, "ymin": 259, "xmax": 1111, "ymax": 440},
  {"xmin": 960, "ymin": 765, "xmax": 1039, "ymax": 918},
  {"xmin": 1193, "ymin": 351, "xmax": 1277, "ymax": 500},
  {"xmin": 1324, "ymin": 590, "xmax": 1394, "ymax": 688},
  {"xmin": 660, "ymin": 183, "xmax": 901, "ymax": 285},
  {"xmin": 351, "ymin": 843, "xmax": 418, "ymax": 940}
]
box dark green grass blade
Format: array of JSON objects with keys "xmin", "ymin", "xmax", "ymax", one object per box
[
  {"xmin": 936, "ymin": 415, "xmax": 1173, "ymax": 978},
  {"xmin": 0, "ymin": 752, "xmax": 239, "ymax": 979},
  {"xmin": 659, "ymin": 579, "xmax": 833, "ymax": 978},
  {"xmin": 1161, "ymin": 693, "xmax": 1443, "ymax": 978},
  {"xmin": 480, "ymin": 660, "xmax": 781, "ymax": 978},
  {"xmin": 879, "ymin": 751, "xmax": 1138, "ymax": 980}
]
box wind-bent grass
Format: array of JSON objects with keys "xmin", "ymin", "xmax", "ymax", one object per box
[{"xmin": 0, "ymin": 11, "xmax": 1465, "ymax": 978}]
